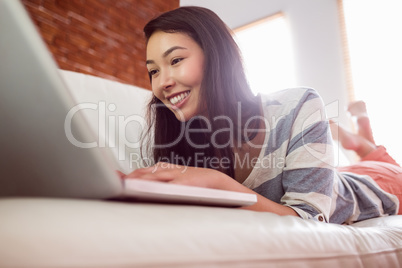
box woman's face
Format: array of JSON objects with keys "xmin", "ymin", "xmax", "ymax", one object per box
[{"xmin": 146, "ymin": 31, "xmax": 205, "ymax": 122}]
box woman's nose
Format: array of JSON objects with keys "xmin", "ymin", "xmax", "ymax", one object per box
[{"xmin": 159, "ymin": 71, "xmax": 175, "ymax": 91}]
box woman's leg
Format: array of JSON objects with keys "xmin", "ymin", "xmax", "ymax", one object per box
[
  {"xmin": 330, "ymin": 119, "xmax": 376, "ymax": 159},
  {"xmin": 334, "ymin": 101, "xmax": 402, "ymax": 214},
  {"xmin": 347, "ymin": 101, "xmax": 375, "ymax": 144},
  {"xmin": 331, "ymin": 100, "xmax": 400, "ymax": 166}
]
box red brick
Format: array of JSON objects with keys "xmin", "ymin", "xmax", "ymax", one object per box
[
  {"xmin": 68, "ymin": 34, "xmax": 91, "ymax": 48},
  {"xmin": 41, "ymin": 1, "xmax": 69, "ymax": 21},
  {"xmin": 66, "ymin": 52, "xmax": 91, "ymax": 66}
]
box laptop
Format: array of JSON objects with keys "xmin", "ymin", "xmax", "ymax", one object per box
[{"xmin": 0, "ymin": 0, "xmax": 257, "ymax": 207}]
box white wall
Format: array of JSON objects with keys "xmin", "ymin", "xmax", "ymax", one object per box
[{"xmin": 180, "ymin": 0, "xmax": 350, "ymax": 124}]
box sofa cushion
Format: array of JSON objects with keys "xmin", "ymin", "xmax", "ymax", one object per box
[{"xmin": 0, "ymin": 198, "xmax": 401, "ymax": 268}]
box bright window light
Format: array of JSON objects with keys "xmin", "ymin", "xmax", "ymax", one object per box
[
  {"xmin": 343, "ymin": 0, "xmax": 402, "ymax": 164},
  {"xmin": 234, "ymin": 13, "xmax": 297, "ymax": 95}
]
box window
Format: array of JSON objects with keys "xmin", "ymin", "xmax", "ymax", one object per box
[
  {"xmin": 233, "ymin": 13, "xmax": 297, "ymax": 95},
  {"xmin": 341, "ymin": 0, "xmax": 402, "ymax": 164}
]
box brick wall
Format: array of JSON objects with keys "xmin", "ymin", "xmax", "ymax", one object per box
[{"xmin": 22, "ymin": 0, "xmax": 180, "ymax": 90}]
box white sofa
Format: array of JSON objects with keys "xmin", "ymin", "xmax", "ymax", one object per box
[{"xmin": 0, "ymin": 70, "xmax": 401, "ymax": 268}]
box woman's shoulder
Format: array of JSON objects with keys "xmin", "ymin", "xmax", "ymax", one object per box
[
  {"xmin": 258, "ymin": 87, "xmax": 322, "ymax": 113},
  {"xmin": 259, "ymin": 87, "xmax": 320, "ymax": 104}
]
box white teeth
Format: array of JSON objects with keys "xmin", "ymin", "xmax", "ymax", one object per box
[{"xmin": 169, "ymin": 91, "xmax": 189, "ymax": 105}]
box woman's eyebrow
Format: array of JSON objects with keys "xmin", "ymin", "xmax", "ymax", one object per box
[
  {"xmin": 146, "ymin": 46, "xmax": 187, "ymax": 65},
  {"xmin": 163, "ymin": 46, "xmax": 187, "ymax": 58}
]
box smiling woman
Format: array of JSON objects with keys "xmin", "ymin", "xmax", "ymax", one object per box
[
  {"xmin": 141, "ymin": 6, "xmax": 262, "ymax": 180},
  {"xmin": 120, "ymin": 6, "xmax": 401, "ymax": 224}
]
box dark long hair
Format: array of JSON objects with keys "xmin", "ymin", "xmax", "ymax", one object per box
[{"xmin": 142, "ymin": 6, "xmax": 260, "ymax": 178}]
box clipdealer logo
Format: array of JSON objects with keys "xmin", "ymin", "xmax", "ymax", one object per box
[{"xmin": 64, "ymin": 100, "xmax": 341, "ymax": 168}]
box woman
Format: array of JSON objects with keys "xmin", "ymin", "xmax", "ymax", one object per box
[{"xmin": 121, "ymin": 6, "xmax": 400, "ymax": 224}]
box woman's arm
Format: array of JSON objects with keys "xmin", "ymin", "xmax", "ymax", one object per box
[
  {"xmin": 261, "ymin": 88, "xmax": 335, "ymax": 221},
  {"xmin": 122, "ymin": 163, "xmax": 298, "ymax": 217}
]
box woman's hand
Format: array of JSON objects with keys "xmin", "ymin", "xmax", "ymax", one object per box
[
  {"xmin": 119, "ymin": 163, "xmax": 299, "ymax": 217},
  {"xmin": 121, "ymin": 162, "xmax": 232, "ymax": 190}
]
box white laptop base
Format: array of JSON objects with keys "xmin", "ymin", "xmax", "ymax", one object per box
[{"xmin": 123, "ymin": 179, "xmax": 256, "ymax": 206}]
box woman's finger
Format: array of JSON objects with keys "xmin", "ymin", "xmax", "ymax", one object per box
[{"xmin": 125, "ymin": 169, "xmax": 177, "ymax": 182}]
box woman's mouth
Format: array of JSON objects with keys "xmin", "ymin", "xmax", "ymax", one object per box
[{"xmin": 168, "ymin": 90, "xmax": 190, "ymax": 107}]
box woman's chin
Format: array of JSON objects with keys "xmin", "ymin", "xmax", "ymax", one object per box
[{"xmin": 173, "ymin": 109, "xmax": 197, "ymax": 122}]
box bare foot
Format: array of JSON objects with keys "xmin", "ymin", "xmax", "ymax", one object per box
[{"xmin": 347, "ymin": 101, "xmax": 368, "ymax": 117}]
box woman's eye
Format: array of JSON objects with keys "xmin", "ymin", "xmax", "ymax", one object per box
[
  {"xmin": 149, "ymin": 69, "xmax": 158, "ymax": 76},
  {"xmin": 171, "ymin": 58, "xmax": 183, "ymax": 65}
]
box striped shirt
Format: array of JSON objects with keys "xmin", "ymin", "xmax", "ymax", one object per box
[{"xmin": 242, "ymin": 87, "xmax": 399, "ymax": 224}]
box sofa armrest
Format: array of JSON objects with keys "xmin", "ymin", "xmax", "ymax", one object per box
[{"xmin": 60, "ymin": 70, "xmax": 153, "ymax": 174}]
